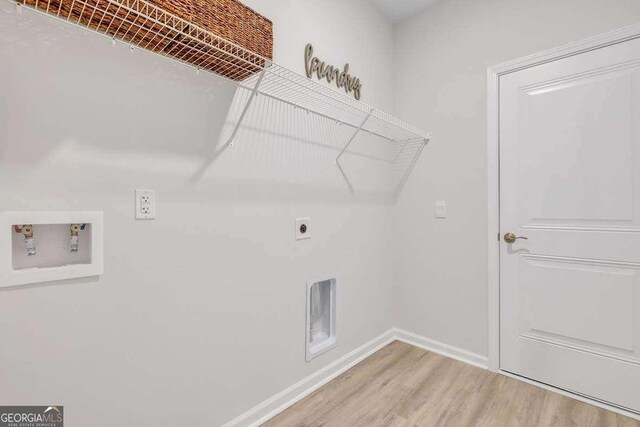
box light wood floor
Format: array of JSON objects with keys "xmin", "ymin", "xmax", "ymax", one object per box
[{"xmin": 264, "ymin": 341, "xmax": 640, "ymax": 427}]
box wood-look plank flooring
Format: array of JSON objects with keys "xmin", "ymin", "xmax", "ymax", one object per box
[{"xmin": 264, "ymin": 341, "xmax": 640, "ymax": 427}]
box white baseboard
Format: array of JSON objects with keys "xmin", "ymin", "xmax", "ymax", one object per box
[
  {"xmin": 394, "ymin": 328, "xmax": 489, "ymax": 370},
  {"xmin": 222, "ymin": 328, "xmax": 488, "ymax": 426},
  {"xmin": 222, "ymin": 328, "xmax": 398, "ymax": 427},
  {"xmin": 224, "ymin": 325, "xmax": 640, "ymax": 426}
]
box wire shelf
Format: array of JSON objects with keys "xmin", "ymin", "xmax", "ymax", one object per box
[{"xmin": 14, "ymin": 0, "xmax": 431, "ymax": 195}]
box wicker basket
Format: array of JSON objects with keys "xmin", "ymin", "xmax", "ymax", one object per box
[{"xmin": 22, "ymin": 0, "xmax": 273, "ymax": 80}]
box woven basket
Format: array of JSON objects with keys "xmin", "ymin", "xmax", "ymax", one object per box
[{"xmin": 23, "ymin": 0, "xmax": 273, "ymax": 80}]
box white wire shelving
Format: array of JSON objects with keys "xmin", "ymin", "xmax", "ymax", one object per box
[{"xmin": 13, "ymin": 0, "xmax": 432, "ymax": 195}]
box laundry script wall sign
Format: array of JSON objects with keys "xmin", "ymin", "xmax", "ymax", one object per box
[{"xmin": 304, "ymin": 43, "xmax": 362, "ymax": 100}]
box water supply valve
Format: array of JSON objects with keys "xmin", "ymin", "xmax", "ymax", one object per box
[
  {"xmin": 21, "ymin": 225, "xmax": 36, "ymax": 256},
  {"xmin": 70, "ymin": 224, "xmax": 81, "ymax": 252}
]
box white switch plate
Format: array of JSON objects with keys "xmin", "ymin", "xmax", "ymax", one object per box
[
  {"xmin": 296, "ymin": 217, "xmax": 311, "ymax": 240},
  {"xmin": 135, "ymin": 189, "xmax": 156, "ymax": 220},
  {"xmin": 435, "ymin": 201, "xmax": 446, "ymax": 218}
]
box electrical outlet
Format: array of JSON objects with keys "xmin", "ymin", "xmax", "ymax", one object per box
[
  {"xmin": 135, "ymin": 189, "xmax": 156, "ymax": 220},
  {"xmin": 296, "ymin": 217, "xmax": 311, "ymax": 240}
]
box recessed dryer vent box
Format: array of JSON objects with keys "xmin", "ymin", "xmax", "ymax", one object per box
[
  {"xmin": 1, "ymin": 212, "xmax": 103, "ymax": 288},
  {"xmin": 306, "ymin": 276, "xmax": 338, "ymax": 361}
]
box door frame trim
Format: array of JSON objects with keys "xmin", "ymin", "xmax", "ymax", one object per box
[{"xmin": 486, "ymin": 22, "xmax": 640, "ymax": 373}]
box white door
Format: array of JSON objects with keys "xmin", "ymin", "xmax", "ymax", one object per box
[{"xmin": 500, "ymin": 36, "xmax": 640, "ymax": 413}]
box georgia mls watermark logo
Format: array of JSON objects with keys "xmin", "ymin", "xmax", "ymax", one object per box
[{"xmin": 0, "ymin": 406, "xmax": 63, "ymax": 427}]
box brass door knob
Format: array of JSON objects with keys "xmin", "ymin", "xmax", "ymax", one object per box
[{"xmin": 504, "ymin": 232, "xmax": 528, "ymax": 243}]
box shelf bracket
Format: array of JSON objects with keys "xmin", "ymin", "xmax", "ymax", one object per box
[
  {"xmin": 336, "ymin": 108, "xmax": 374, "ymax": 193},
  {"xmin": 336, "ymin": 108, "xmax": 374, "ymax": 164},
  {"xmin": 225, "ymin": 69, "xmax": 267, "ymax": 149}
]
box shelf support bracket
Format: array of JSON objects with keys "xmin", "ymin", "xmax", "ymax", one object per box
[
  {"xmin": 336, "ymin": 108, "xmax": 374, "ymax": 164},
  {"xmin": 336, "ymin": 108, "xmax": 373, "ymax": 193},
  {"xmin": 336, "ymin": 108, "xmax": 374, "ymax": 193},
  {"xmin": 225, "ymin": 69, "xmax": 267, "ymax": 149}
]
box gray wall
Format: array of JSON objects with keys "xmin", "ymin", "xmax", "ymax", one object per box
[
  {"xmin": 0, "ymin": 1, "xmax": 396, "ymax": 425},
  {"xmin": 394, "ymin": 0, "xmax": 640, "ymax": 357},
  {"xmin": 4, "ymin": 0, "xmax": 640, "ymax": 424}
]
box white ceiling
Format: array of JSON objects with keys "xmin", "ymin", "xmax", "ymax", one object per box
[{"xmin": 371, "ymin": 0, "xmax": 442, "ymax": 23}]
